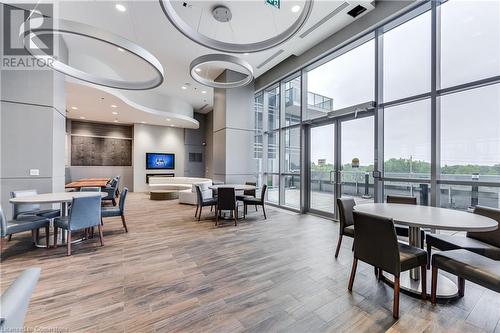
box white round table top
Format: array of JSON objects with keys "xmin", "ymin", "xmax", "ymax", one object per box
[
  {"xmin": 353, "ymin": 203, "xmax": 498, "ymax": 232},
  {"xmin": 9, "ymin": 192, "xmax": 107, "ymax": 204},
  {"xmin": 209, "ymin": 184, "xmax": 256, "ymax": 191}
]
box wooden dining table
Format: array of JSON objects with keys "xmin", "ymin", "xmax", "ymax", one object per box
[
  {"xmin": 65, "ymin": 178, "xmax": 110, "ymax": 189},
  {"xmin": 354, "ymin": 203, "xmax": 498, "ymax": 300}
]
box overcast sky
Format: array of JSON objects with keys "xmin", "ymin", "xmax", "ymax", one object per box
[{"xmin": 307, "ymin": 0, "xmax": 500, "ymax": 167}]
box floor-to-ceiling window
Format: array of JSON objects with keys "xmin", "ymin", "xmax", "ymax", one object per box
[{"xmin": 255, "ymin": 0, "xmax": 500, "ymax": 214}]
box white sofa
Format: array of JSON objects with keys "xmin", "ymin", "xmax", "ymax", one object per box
[{"xmin": 148, "ymin": 176, "xmax": 213, "ymax": 205}]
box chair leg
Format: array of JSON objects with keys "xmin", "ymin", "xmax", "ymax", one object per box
[
  {"xmin": 421, "ymin": 264, "xmax": 427, "ymax": 300},
  {"xmin": 112, "ymin": 198, "xmax": 117, "ymax": 206},
  {"xmin": 374, "ymin": 266, "xmax": 378, "ymax": 277},
  {"xmin": 431, "ymin": 266, "xmax": 438, "ymax": 305},
  {"xmin": 45, "ymin": 226, "xmax": 50, "ymax": 249},
  {"xmin": 255, "ymin": 205, "xmax": 257, "ymax": 211},
  {"xmin": 7, "ymin": 235, "xmax": 12, "ymax": 241},
  {"xmin": 210, "ymin": 205, "xmax": 213, "ymax": 212},
  {"xmin": 195, "ymin": 205, "xmax": 199, "ymax": 217},
  {"xmin": 234, "ymin": 210, "xmax": 237, "ymax": 226},
  {"xmin": 334, "ymin": 235, "xmax": 343, "ymax": 258},
  {"xmin": 348, "ymin": 258, "xmax": 358, "ymax": 291},
  {"xmin": 393, "ymin": 276, "xmax": 400, "ymax": 319},
  {"xmin": 0, "ymin": 237, "xmax": 5, "ymax": 255},
  {"xmin": 67, "ymin": 231, "xmax": 72, "ymax": 256},
  {"xmin": 262, "ymin": 204, "xmax": 267, "ymax": 219},
  {"xmin": 121, "ymin": 215, "xmax": 128, "ymax": 232},
  {"xmin": 427, "ymin": 243, "xmax": 432, "ymax": 269},
  {"xmin": 458, "ymin": 277, "xmax": 465, "ymax": 297},
  {"xmin": 53, "ymin": 227, "xmax": 58, "ymax": 248},
  {"xmin": 98, "ymin": 225, "xmax": 104, "ymax": 246},
  {"xmin": 198, "ymin": 206, "xmax": 202, "ymax": 221},
  {"xmin": 215, "ymin": 209, "xmax": 219, "ymax": 226}
]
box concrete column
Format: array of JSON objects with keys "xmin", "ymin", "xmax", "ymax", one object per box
[
  {"xmin": 212, "ymin": 70, "xmax": 256, "ymax": 184},
  {"xmin": 0, "ymin": 4, "xmax": 67, "ymax": 218}
]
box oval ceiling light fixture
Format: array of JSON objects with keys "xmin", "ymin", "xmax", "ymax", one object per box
[
  {"xmin": 22, "ymin": 17, "xmax": 165, "ymax": 90},
  {"xmin": 190, "ymin": 54, "xmax": 253, "ymax": 89},
  {"xmin": 159, "ymin": 0, "xmax": 314, "ymax": 54}
]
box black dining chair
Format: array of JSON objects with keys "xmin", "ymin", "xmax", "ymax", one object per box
[
  {"xmin": 195, "ymin": 185, "xmax": 217, "ymax": 221},
  {"xmin": 348, "ymin": 211, "xmax": 427, "ymax": 319},
  {"xmin": 215, "ymin": 187, "xmax": 237, "ymax": 226},
  {"xmin": 242, "ymin": 185, "xmax": 268, "ymax": 220},
  {"xmin": 387, "ymin": 195, "xmax": 425, "ymax": 248},
  {"xmin": 236, "ymin": 182, "xmax": 256, "ymax": 201},
  {"xmin": 335, "ymin": 198, "xmax": 356, "ymax": 258}
]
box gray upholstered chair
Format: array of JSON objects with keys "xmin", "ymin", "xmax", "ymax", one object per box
[
  {"xmin": 0, "ymin": 207, "xmax": 50, "ymax": 252},
  {"xmin": 335, "ymin": 198, "xmax": 355, "ymax": 258},
  {"xmin": 101, "ymin": 187, "xmax": 129, "ymax": 232},
  {"xmin": 216, "ymin": 187, "xmax": 237, "ymax": 226},
  {"xmin": 102, "ymin": 177, "xmax": 119, "ymax": 206},
  {"xmin": 387, "ymin": 195, "xmax": 425, "ymax": 248},
  {"xmin": 242, "ymin": 185, "xmax": 268, "ymax": 220},
  {"xmin": 431, "ymin": 249, "xmax": 500, "ymax": 304},
  {"xmin": 427, "ymin": 206, "xmax": 500, "ymax": 262},
  {"xmin": 10, "ymin": 189, "xmax": 60, "ymax": 220},
  {"xmin": 80, "ymin": 187, "xmax": 101, "ymax": 192},
  {"xmin": 0, "ymin": 267, "xmax": 41, "ymax": 331},
  {"xmin": 54, "ymin": 195, "xmax": 103, "ymax": 256},
  {"xmin": 349, "ymin": 211, "xmax": 427, "ymax": 319},
  {"xmin": 195, "ymin": 185, "xmax": 217, "ymax": 221}
]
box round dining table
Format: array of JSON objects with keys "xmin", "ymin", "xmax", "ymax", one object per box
[
  {"xmin": 353, "ymin": 203, "xmax": 498, "ymax": 299},
  {"xmin": 9, "ymin": 191, "xmax": 107, "ymax": 246}
]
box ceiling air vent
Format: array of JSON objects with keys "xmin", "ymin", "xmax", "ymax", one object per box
[
  {"xmin": 257, "ymin": 49, "xmax": 285, "ymax": 69},
  {"xmin": 347, "ymin": 5, "xmax": 367, "ymax": 18},
  {"xmin": 299, "ymin": 2, "xmax": 349, "ymax": 39}
]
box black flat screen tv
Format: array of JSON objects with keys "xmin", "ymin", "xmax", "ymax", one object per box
[{"xmin": 146, "ymin": 153, "xmax": 175, "ymax": 170}]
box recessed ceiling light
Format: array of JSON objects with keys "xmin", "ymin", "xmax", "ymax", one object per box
[
  {"xmin": 114, "ymin": 119, "xmax": 119, "ymax": 123},
  {"xmin": 71, "ymin": 106, "xmax": 78, "ymax": 110},
  {"xmin": 181, "ymin": 86, "xmax": 187, "ymax": 90},
  {"xmin": 141, "ymin": 121, "xmax": 146, "ymax": 124},
  {"xmin": 117, "ymin": 47, "xmax": 124, "ymax": 52},
  {"xmin": 291, "ymin": 5, "xmax": 301, "ymax": 13},
  {"xmin": 194, "ymin": 67, "xmax": 201, "ymax": 72},
  {"xmin": 111, "ymin": 104, "xmax": 118, "ymax": 108},
  {"xmin": 112, "ymin": 111, "xmax": 118, "ymax": 115},
  {"xmin": 166, "ymin": 118, "xmax": 171, "ymax": 121},
  {"xmin": 115, "ymin": 4, "xmax": 126, "ymax": 12},
  {"xmin": 243, "ymin": 53, "xmax": 249, "ymax": 56},
  {"xmin": 201, "ymin": 90, "xmax": 207, "ymax": 94},
  {"xmin": 170, "ymin": 124, "xmax": 175, "ymax": 127},
  {"xmin": 79, "ymin": 116, "xmax": 85, "ymax": 119}
]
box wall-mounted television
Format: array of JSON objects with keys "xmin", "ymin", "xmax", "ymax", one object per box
[{"xmin": 146, "ymin": 153, "xmax": 175, "ymax": 170}]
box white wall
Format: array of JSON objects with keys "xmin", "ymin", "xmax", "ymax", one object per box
[{"xmin": 133, "ymin": 123, "xmax": 186, "ymax": 192}]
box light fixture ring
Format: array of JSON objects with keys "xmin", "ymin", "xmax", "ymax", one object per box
[
  {"xmin": 159, "ymin": 0, "xmax": 314, "ymax": 53},
  {"xmin": 190, "ymin": 54, "xmax": 253, "ymax": 89},
  {"xmin": 22, "ymin": 17, "xmax": 165, "ymax": 90}
]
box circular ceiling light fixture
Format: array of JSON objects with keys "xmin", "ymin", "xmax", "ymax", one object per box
[
  {"xmin": 22, "ymin": 17, "xmax": 165, "ymax": 90},
  {"xmin": 159, "ymin": 0, "xmax": 314, "ymax": 54},
  {"xmin": 190, "ymin": 54, "xmax": 253, "ymax": 89}
]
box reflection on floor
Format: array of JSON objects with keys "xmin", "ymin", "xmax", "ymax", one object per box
[{"xmin": 1, "ymin": 192, "xmax": 499, "ymax": 332}]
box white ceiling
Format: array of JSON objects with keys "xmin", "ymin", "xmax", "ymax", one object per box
[{"xmin": 36, "ymin": 0, "xmax": 375, "ymax": 126}]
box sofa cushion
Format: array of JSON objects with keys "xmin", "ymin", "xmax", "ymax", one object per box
[{"xmin": 432, "ymin": 249, "xmax": 500, "ymax": 293}]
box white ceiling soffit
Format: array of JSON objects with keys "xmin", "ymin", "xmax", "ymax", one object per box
[
  {"xmin": 299, "ymin": 2, "xmax": 350, "ymax": 39},
  {"xmin": 28, "ymin": 0, "xmax": 375, "ymax": 121},
  {"xmin": 66, "ymin": 79, "xmax": 199, "ymax": 129}
]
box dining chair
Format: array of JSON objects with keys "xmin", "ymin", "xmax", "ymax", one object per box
[
  {"xmin": 427, "ymin": 205, "xmax": 500, "ymax": 262},
  {"xmin": 53, "ymin": 195, "xmax": 103, "ymax": 256},
  {"xmin": 0, "ymin": 207, "xmax": 50, "ymax": 253},
  {"xmin": 0, "ymin": 267, "xmax": 41, "ymax": 331},
  {"xmin": 349, "ymin": 211, "xmax": 427, "ymax": 319},
  {"xmin": 216, "ymin": 187, "xmax": 237, "ymax": 226},
  {"xmin": 387, "ymin": 195, "xmax": 425, "ymax": 248},
  {"xmin": 80, "ymin": 187, "xmax": 101, "ymax": 192},
  {"xmin": 242, "ymin": 185, "xmax": 268, "ymax": 220},
  {"xmin": 195, "ymin": 185, "xmax": 217, "ymax": 221},
  {"xmin": 10, "ymin": 189, "xmax": 60, "ymax": 220},
  {"xmin": 103, "ymin": 177, "xmax": 119, "ymax": 206},
  {"xmin": 334, "ymin": 198, "xmax": 355, "ymax": 258},
  {"xmin": 101, "ymin": 187, "xmax": 129, "ymax": 232}
]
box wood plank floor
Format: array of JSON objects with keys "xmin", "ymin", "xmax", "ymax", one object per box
[{"xmin": 1, "ymin": 192, "xmax": 499, "ymax": 333}]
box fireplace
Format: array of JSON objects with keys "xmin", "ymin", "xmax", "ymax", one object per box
[{"xmin": 146, "ymin": 173, "xmax": 174, "ymax": 183}]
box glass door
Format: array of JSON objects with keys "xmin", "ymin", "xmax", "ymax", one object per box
[
  {"xmin": 340, "ymin": 116, "xmax": 375, "ymax": 204},
  {"xmin": 310, "ymin": 123, "xmax": 336, "ymax": 215}
]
